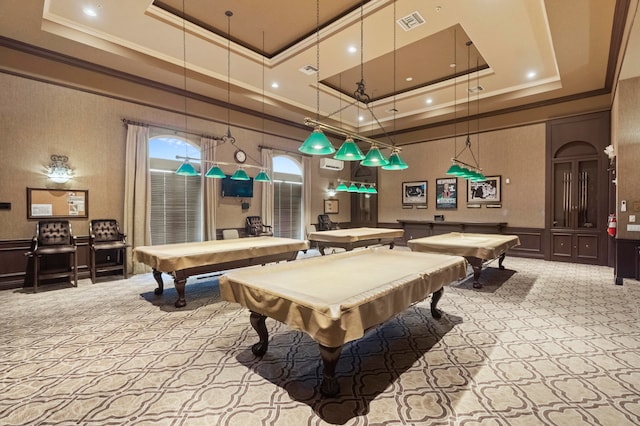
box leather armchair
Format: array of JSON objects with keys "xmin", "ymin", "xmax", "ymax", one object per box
[
  {"xmin": 245, "ymin": 216, "xmax": 273, "ymax": 237},
  {"xmin": 317, "ymin": 214, "xmax": 339, "ymax": 231},
  {"xmin": 26, "ymin": 220, "xmax": 78, "ymax": 292},
  {"xmin": 89, "ymin": 219, "xmax": 128, "ymax": 283}
]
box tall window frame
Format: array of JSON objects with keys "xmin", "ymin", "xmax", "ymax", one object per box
[
  {"xmin": 272, "ymin": 155, "xmax": 303, "ymax": 240},
  {"xmin": 148, "ymin": 136, "xmax": 203, "ymax": 245}
]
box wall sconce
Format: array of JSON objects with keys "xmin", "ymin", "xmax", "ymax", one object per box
[
  {"xmin": 46, "ymin": 155, "xmax": 73, "ymax": 183},
  {"xmin": 327, "ymin": 183, "xmax": 337, "ymax": 197}
]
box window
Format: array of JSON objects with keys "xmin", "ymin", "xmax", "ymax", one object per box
[
  {"xmin": 272, "ymin": 155, "xmax": 303, "ymax": 239},
  {"xmin": 149, "ymin": 136, "xmax": 202, "ymax": 244}
]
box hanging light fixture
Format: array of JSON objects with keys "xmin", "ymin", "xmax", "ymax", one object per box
[
  {"xmin": 176, "ymin": 159, "xmax": 198, "ymax": 176},
  {"xmin": 299, "ymin": 0, "xmax": 407, "ymax": 170},
  {"xmin": 204, "ymin": 164, "xmax": 226, "ymax": 179},
  {"xmin": 180, "ymin": 11, "xmax": 270, "ymax": 183},
  {"xmin": 174, "ymin": 0, "xmax": 197, "ymax": 178},
  {"xmin": 254, "ymin": 170, "xmax": 271, "ymax": 182},
  {"xmin": 361, "ymin": 145, "xmax": 389, "ymax": 167},
  {"xmin": 255, "ymin": 32, "xmax": 272, "ymax": 185},
  {"xmin": 333, "ymin": 74, "xmax": 365, "ymax": 161},
  {"xmin": 382, "ymin": 149, "xmax": 408, "ymax": 170},
  {"xmin": 381, "ymin": 0, "xmax": 407, "ymax": 171},
  {"xmin": 231, "ymin": 167, "xmax": 250, "ymax": 181},
  {"xmin": 299, "ymin": 0, "xmax": 335, "ymax": 155},
  {"xmin": 445, "ymin": 39, "xmax": 485, "ymax": 181},
  {"xmin": 335, "ymin": 179, "xmax": 376, "ymax": 195},
  {"xmin": 334, "ymin": 137, "xmax": 365, "ymax": 161},
  {"xmin": 336, "ymin": 181, "xmax": 349, "ymax": 192}
]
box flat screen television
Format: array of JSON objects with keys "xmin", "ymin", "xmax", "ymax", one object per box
[{"xmin": 221, "ymin": 175, "xmax": 254, "ymax": 198}]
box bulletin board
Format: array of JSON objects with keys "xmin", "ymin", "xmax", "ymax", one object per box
[{"xmin": 27, "ymin": 188, "xmax": 88, "ymax": 219}]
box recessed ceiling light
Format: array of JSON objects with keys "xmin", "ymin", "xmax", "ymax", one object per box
[
  {"xmin": 271, "ymin": 82, "xmax": 279, "ymax": 89},
  {"xmin": 405, "ymin": 77, "xmax": 413, "ymax": 82},
  {"xmin": 83, "ymin": 7, "xmax": 98, "ymax": 17},
  {"xmin": 426, "ymin": 98, "xmax": 433, "ymax": 104},
  {"xmin": 348, "ymin": 46, "xmax": 357, "ymax": 54},
  {"xmin": 358, "ymin": 116, "xmax": 364, "ymax": 121},
  {"xmin": 527, "ymin": 71, "xmax": 537, "ymax": 79}
]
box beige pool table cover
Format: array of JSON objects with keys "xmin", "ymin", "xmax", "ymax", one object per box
[
  {"xmin": 307, "ymin": 227, "xmax": 404, "ymax": 243},
  {"xmin": 220, "ymin": 248, "xmax": 468, "ymax": 348},
  {"xmin": 408, "ymin": 232, "xmax": 520, "ymax": 260},
  {"xmin": 133, "ymin": 237, "xmax": 309, "ymax": 272}
]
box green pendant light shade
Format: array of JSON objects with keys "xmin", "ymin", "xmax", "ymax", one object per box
[
  {"xmin": 446, "ymin": 162, "xmax": 463, "ymax": 176},
  {"xmin": 254, "ymin": 170, "xmax": 271, "ymax": 182},
  {"xmin": 336, "ymin": 181, "xmax": 349, "ymax": 192},
  {"xmin": 334, "ymin": 137, "xmax": 365, "ymax": 161},
  {"xmin": 231, "ymin": 168, "xmax": 250, "ymax": 180},
  {"xmin": 357, "ymin": 184, "xmax": 368, "ymax": 193},
  {"xmin": 347, "ymin": 182, "xmax": 359, "ymax": 192},
  {"xmin": 367, "ymin": 185, "xmax": 378, "ymax": 194},
  {"xmin": 176, "ymin": 161, "xmax": 198, "ymax": 176},
  {"xmin": 360, "ymin": 146, "xmax": 389, "ymax": 167},
  {"xmin": 381, "ymin": 151, "xmax": 408, "ymax": 170},
  {"xmin": 204, "ymin": 165, "xmax": 226, "ymax": 178},
  {"xmin": 299, "ymin": 127, "xmax": 336, "ymax": 155}
]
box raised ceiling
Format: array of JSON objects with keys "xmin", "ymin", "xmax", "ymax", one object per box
[{"xmin": 0, "ymin": 0, "xmax": 638, "ymax": 144}]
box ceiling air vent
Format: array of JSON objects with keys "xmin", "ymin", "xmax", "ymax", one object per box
[
  {"xmin": 468, "ymin": 85, "xmax": 484, "ymax": 94},
  {"xmin": 397, "ymin": 12, "xmax": 425, "ymax": 31},
  {"xmin": 299, "ymin": 64, "xmax": 319, "ymax": 75}
]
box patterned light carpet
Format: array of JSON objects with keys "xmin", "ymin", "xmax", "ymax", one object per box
[{"xmin": 1, "ymin": 249, "xmax": 640, "ymax": 425}]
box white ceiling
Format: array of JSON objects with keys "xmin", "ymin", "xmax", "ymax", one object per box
[{"xmin": 0, "ymin": 0, "xmax": 639, "ymax": 143}]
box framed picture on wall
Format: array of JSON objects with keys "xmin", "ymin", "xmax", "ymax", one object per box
[
  {"xmin": 402, "ymin": 181, "xmax": 427, "ymax": 206},
  {"xmin": 436, "ymin": 177, "xmax": 457, "ymax": 209},
  {"xmin": 324, "ymin": 199, "xmax": 339, "ymax": 214},
  {"xmin": 467, "ymin": 175, "xmax": 501, "ymax": 204}
]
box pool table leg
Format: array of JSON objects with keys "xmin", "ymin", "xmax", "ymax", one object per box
[
  {"xmin": 152, "ymin": 269, "xmax": 164, "ymax": 295},
  {"xmin": 430, "ymin": 287, "xmax": 444, "ymax": 319},
  {"xmin": 249, "ymin": 311, "xmax": 269, "ymax": 356},
  {"xmin": 498, "ymin": 252, "xmax": 506, "ymax": 269},
  {"xmin": 172, "ymin": 278, "xmax": 187, "ymax": 308},
  {"xmin": 466, "ymin": 256, "xmax": 483, "ymax": 289},
  {"xmin": 319, "ymin": 344, "xmax": 343, "ymax": 397}
]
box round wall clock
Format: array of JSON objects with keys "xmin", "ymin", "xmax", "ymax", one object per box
[{"xmin": 234, "ymin": 149, "xmax": 247, "ymax": 163}]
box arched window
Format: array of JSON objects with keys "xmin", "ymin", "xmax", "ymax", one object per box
[
  {"xmin": 149, "ymin": 136, "xmax": 202, "ymax": 244},
  {"xmin": 272, "ymin": 155, "xmax": 303, "ymax": 239}
]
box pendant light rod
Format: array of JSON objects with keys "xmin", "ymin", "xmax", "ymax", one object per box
[
  {"xmin": 303, "ymin": 117, "xmax": 399, "ymax": 152},
  {"xmin": 449, "ymin": 157, "xmax": 479, "ymax": 170},
  {"xmin": 176, "ymin": 156, "xmax": 264, "ymax": 169}
]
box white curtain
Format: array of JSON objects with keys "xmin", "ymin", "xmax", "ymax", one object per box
[
  {"xmin": 201, "ymin": 136, "xmax": 218, "ymax": 240},
  {"xmin": 123, "ymin": 124, "xmax": 151, "ymax": 275},
  {"xmin": 302, "ymin": 155, "xmax": 312, "ymax": 230},
  {"xmin": 261, "ymin": 148, "xmax": 274, "ymax": 228}
]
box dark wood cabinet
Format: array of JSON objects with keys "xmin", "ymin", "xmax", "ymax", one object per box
[{"xmin": 546, "ymin": 112, "xmax": 610, "ymax": 265}]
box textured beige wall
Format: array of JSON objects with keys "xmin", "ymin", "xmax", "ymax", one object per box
[
  {"xmin": 0, "ymin": 73, "xmax": 312, "ymax": 239},
  {"xmin": 0, "ymin": 71, "xmax": 571, "ymax": 241},
  {"xmin": 615, "ymin": 76, "xmax": 640, "ymax": 240},
  {"xmin": 378, "ymin": 124, "xmax": 546, "ymax": 228}
]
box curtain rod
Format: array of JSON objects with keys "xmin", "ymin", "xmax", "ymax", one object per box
[{"xmin": 122, "ymin": 118, "xmax": 222, "ymax": 141}]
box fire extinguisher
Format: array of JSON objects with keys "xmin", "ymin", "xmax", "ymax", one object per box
[{"xmin": 607, "ymin": 213, "xmax": 617, "ymax": 237}]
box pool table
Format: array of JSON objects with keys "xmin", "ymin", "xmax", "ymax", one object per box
[
  {"xmin": 307, "ymin": 227, "xmax": 404, "ymax": 255},
  {"xmin": 219, "ymin": 247, "xmax": 468, "ymax": 396},
  {"xmin": 408, "ymin": 232, "xmax": 520, "ymax": 289},
  {"xmin": 134, "ymin": 237, "xmax": 309, "ymax": 307}
]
